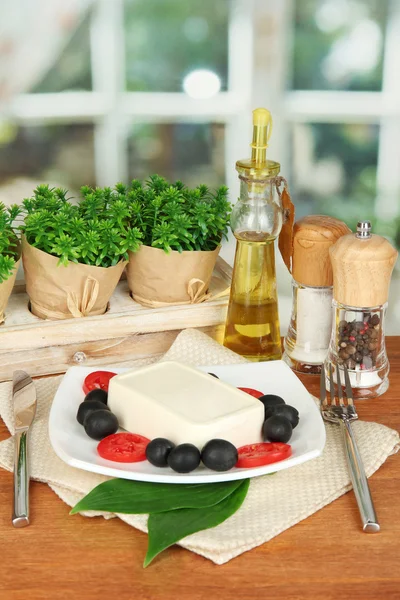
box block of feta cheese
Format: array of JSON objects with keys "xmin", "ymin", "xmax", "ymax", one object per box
[{"xmin": 108, "ymin": 361, "xmax": 264, "ymax": 448}]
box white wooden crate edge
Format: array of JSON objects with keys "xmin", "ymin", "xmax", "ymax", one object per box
[{"xmin": 0, "ymin": 257, "xmax": 232, "ymax": 381}]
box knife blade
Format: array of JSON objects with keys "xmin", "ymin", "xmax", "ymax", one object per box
[{"xmin": 12, "ymin": 370, "xmax": 36, "ymax": 528}]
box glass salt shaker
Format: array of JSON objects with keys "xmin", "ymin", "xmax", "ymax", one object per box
[
  {"xmin": 283, "ymin": 216, "xmax": 351, "ymax": 374},
  {"xmin": 326, "ymin": 220, "xmax": 398, "ymax": 399}
]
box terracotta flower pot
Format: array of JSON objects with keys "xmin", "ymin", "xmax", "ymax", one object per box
[
  {"xmin": 22, "ymin": 238, "xmax": 127, "ymax": 320},
  {"xmin": 0, "ymin": 259, "xmax": 20, "ymax": 324},
  {"xmin": 127, "ymin": 244, "xmax": 221, "ymax": 307}
]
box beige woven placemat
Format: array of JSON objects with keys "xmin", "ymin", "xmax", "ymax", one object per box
[{"xmin": 0, "ymin": 329, "xmax": 399, "ymax": 565}]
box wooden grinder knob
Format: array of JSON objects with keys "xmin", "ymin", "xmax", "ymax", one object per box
[
  {"xmin": 329, "ymin": 221, "xmax": 398, "ymax": 307},
  {"xmin": 292, "ymin": 215, "xmax": 351, "ymax": 286}
]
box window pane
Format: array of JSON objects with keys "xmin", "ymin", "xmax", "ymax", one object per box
[
  {"xmin": 127, "ymin": 123, "xmax": 225, "ymax": 188},
  {"xmin": 32, "ymin": 15, "xmax": 92, "ymax": 93},
  {"xmin": 0, "ymin": 124, "xmax": 95, "ymax": 194},
  {"xmin": 292, "ymin": 0, "xmax": 387, "ymax": 91},
  {"xmin": 124, "ymin": 0, "xmax": 228, "ymax": 92},
  {"xmin": 291, "ymin": 122, "xmax": 379, "ymax": 230}
]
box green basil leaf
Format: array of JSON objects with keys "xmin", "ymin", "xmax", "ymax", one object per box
[
  {"xmin": 144, "ymin": 479, "xmax": 250, "ymax": 567},
  {"xmin": 70, "ymin": 478, "xmax": 244, "ymax": 515}
]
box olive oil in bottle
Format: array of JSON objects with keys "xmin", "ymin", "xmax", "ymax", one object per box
[
  {"xmin": 223, "ymin": 108, "xmax": 285, "ymax": 361},
  {"xmin": 224, "ymin": 232, "xmax": 281, "ymax": 361}
]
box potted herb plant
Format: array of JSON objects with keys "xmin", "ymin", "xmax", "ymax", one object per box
[
  {"xmin": 21, "ymin": 185, "xmax": 142, "ymax": 319},
  {"xmin": 123, "ymin": 175, "xmax": 231, "ymax": 307},
  {"xmin": 0, "ymin": 203, "xmax": 21, "ymax": 324}
]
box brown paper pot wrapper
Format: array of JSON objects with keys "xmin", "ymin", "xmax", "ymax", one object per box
[
  {"xmin": 127, "ymin": 244, "xmax": 221, "ymax": 307},
  {"xmin": 0, "ymin": 259, "xmax": 20, "ymax": 325},
  {"xmin": 22, "ymin": 238, "xmax": 127, "ymax": 320}
]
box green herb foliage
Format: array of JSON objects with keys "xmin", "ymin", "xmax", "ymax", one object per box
[
  {"xmin": 0, "ymin": 203, "xmax": 21, "ymax": 284},
  {"xmin": 20, "ymin": 177, "xmax": 230, "ymax": 266},
  {"xmin": 71, "ymin": 478, "xmax": 250, "ymax": 566},
  {"xmin": 70, "ymin": 478, "xmax": 243, "ymax": 515},
  {"xmin": 124, "ymin": 175, "xmax": 231, "ymax": 253},
  {"xmin": 21, "ymin": 185, "xmax": 142, "ymax": 268},
  {"xmin": 144, "ymin": 480, "xmax": 250, "ymax": 567}
]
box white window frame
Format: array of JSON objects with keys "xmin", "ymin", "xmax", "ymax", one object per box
[
  {"xmin": 7, "ymin": 0, "xmax": 254, "ymax": 205},
  {"xmin": 7, "ymin": 0, "xmax": 400, "ymax": 227},
  {"xmin": 282, "ymin": 0, "xmax": 400, "ymax": 223}
]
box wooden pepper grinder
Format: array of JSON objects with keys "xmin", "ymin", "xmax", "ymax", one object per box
[
  {"xmin": 326, "ymin": 220, "xmax": 398, "ymax": 399},
  {"xmin": 283, "ymin": 215, "xmax": 351, "ymax": 374}
]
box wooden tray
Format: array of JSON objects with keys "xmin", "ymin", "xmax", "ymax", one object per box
[{"xmin": 0, "ymin": 257, "xmax": 231, "ymax": 382}]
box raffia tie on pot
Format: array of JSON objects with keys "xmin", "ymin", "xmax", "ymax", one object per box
[
  {"xmin": 67, "ymin": 277, "xmax": 100, "ymax": 317},
  {"xmin": 33, "ymin": 277, "xmax": 101, "ymax": 320},
  {"xmin": 131, "ymin": 277, "xmax": 230, "ymax": 308}
]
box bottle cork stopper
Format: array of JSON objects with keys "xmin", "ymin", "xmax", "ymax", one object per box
[
  {"xmin": 292, "ymin": 215, "xmax": 351, "ymax": 286},
  {"xmin": 329, "ymin": 221, "xmax": 398, "ymax": 307}
]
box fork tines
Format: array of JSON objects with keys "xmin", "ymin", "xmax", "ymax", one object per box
[
  {"xmin": 320, "ymin": 364, "xmax": 327, "ymax": 408},
  {"xmin": 342, "ymin": 364, "xmax": 354, "ymax": 406},
  {"xmin": 321, "ymin": 363, "xmax": 354, "ymax": 407}
]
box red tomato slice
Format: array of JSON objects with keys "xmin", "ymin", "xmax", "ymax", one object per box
[
  {"xmin": 236, "ymin": 442, "xmax": 292, "ymax": 469},
  {"xmin": 237, "ymin": 387, "xmax": 264, "ymax": 399},
  {"xmin": 83, "ymin": 371, "xmax": 117, "ymax": 395},
  {"xmin": 97, "ymin": 433, "xmax": 150, "ymax": 463}
]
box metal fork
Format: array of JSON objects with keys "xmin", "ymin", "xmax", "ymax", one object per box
[{"xmin": 320, "ymin": 363, "xmax": 380, "ymax": 533}]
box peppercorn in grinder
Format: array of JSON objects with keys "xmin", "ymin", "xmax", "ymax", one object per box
[
  {"xmin": 283, "ymin": 215, "xmax": 351, "ymax": 374},
  {"xmin": 326, "ymin": 221, "xmax": 398, "ymax": 399}
]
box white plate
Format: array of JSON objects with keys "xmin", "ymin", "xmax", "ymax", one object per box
[{"xmin": 49, "ymin": 361, "xmax": 326, "ymax": 484}]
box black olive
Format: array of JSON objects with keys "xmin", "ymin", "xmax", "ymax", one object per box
[
  {"xmin": 167, "ymin": 443, "xmax": 201, "ymax": 473},
  {"xmin": 84, "ymin": 388, "xmax": 108, "ymax": 405},
  {"xmin": 263, "ymin": 415, "xmax": 293, "ymax": 443},
  {"xmin": 84, "ymin": 410, "xmax": 119, "ymax": 440},
  {"xmin": 258, "ymin": 394, "xmax": 286, "ymax": 419},
  {"xmin": 267, "ymin": 405, "xmax": 299, "ymax": 429},
  {"xmin": 146, "ymin": 438, "xmax": 175, "ymax": 468},
  {"xmin": 208, "ymin": 373, "xmax": 219, "ymax": 379},
  {"xmin": 77, "ymin": 400, "xmax": 109, "ymax": 425},
  {"xmin": 201, "ymin": 439, "xmax": 238, "ymax": 472}
]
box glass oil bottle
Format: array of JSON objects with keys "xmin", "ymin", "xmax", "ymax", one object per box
[{"xmin": 223, "ymin": 108, "xmax": 285, "ymax": 361}]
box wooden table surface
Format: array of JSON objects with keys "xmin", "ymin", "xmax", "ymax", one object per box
[{"xmin": 0, "ymin": 338, "xmax": 399, "ymax": 600}]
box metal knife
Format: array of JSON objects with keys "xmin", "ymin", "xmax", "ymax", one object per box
[{"xmin": 12, "ymin": 371, "xmax": 36, "ymax": 528}]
